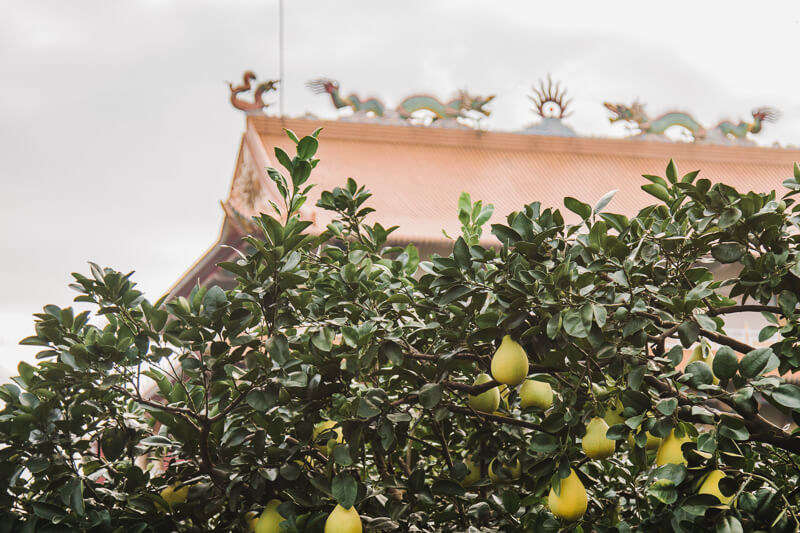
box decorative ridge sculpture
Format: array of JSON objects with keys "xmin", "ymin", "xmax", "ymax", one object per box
[
  {"xmin": 305, "ymin": 78, "xmax": 386, "ymax": 117},
  {"xmin": 396, "ymin": 90, "xmax": 494, "ymax": 124},
  {"xmin": 603, "ymin": 101, "xmax": 779, "ymax": 144},
  {"xmin": 521, "ymin": 75, "xmax": 577, "ymax": 137},
  {"xmin": 307, "ymin": 78, "xmax": 494, "ymax": 128},
  {"xmin": 531, "ymin": 75, "xmax": 572, "ymax": 119},
  {"xmin": 228, "ymin": 71, "xmax": 279, "ymax": 115}
]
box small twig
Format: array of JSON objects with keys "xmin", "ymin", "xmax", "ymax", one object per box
[{"xmin": 443, "ymin": 403, "xmax": 555, "ymax": 434}]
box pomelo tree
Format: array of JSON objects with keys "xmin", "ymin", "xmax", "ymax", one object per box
[{"xmin": 2, "ymin": 130, "xmax": 800, "ymax": 532}]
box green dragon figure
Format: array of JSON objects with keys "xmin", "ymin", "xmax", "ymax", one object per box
[
  {"xmin": 396, "ymin": 90, "xmax": 495, "ymax": 121},
  {"xmin": 603, "ymin": 102, "xmax": 778, "ymax": 142},
  {"xmin": 715, "ymin": 108, "xmax": 779, "ymax": 137},
  {"xmin": 306, "ymin": 78, "xmax": 386, "ymax": 117}
]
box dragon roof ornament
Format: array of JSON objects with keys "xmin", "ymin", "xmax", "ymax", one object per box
[
  {"xmin": 307, "ymin": 78, "xmax": 494, "ymax": 128},
  {"xmin": 604, "ymin": 101, "xmax": 779, "ymax": 144},
  {"xmin": 306, "ymin": 78, "xmax": 387, "ymax": 117},
  {"xmin": 228, "ymin": 71, "xmax": 279, "ymax": 115}
]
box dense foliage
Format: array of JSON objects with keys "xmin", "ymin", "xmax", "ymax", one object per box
[{"xmin": 3, "ymin": 130, "xmax": 800, "ymax": 532}]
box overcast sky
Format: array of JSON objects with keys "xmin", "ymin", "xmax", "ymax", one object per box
[{"xmin": 2, "ymin": 0, "xmax": 800, "ymax": 381}]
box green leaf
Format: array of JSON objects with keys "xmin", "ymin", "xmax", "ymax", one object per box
[
  {"xmin": 656, "ymin": 398, "xmax": 678, "ymax": 416},
  {"xmin": 439, "ymin": 285, "xmax": 472, "ymax": 305},
  {"xmin": 31, "ymin": 502, "xmax": 66, "ymax": 521},
  {"xmin": 606, "ymin": 424, "xmax": 629, "ymax": 440},
  {"xmin": 491, "ymin": 224, "xmax": 522, "ymax": 245},
  {"xmin": 593, "ymin": 304, "xmax": 607, "ymax": 328},
  {"xmin": 19, "ymin": 392, "xmax": 40, "ymax": 410},
  {"xmin": 665, "ymin": 159, "xmax": 678, "ymax": 184},
  {"xmin": 458, "ymin": 191, "xmax": 472, "ymax": 215},
  {"xmin": 246, "ymin": 389, "xmax": 275, "ymax": 412},
  {"xmin": 680, "ymin": 494, "xmax": 718, "ymax": 516},
  {"xmin": 380, "ymin": 341, "xmax": 404, "ymax": 365},
  {"xmin": 768, "ymin": 384, "xmax": 800, "ymax": 409},
  {"xmin": 641, "ymin": 183, "xmax": 671, "ymax": 203},
  {"xmin": 779, "ymin": 290, "xmax": 797, "ymax": 317},
  {"xmin": 297, "ymin": 136, "xmax": 319, "ymax": 159},
  {"xmin": 739, "ymin": 347, "xmax": 772, "ymax": 378},
  {"xmin": 419, "ymin": 384, "xmax": 442, "ymax": 408},
  {"xmin": 684, "ymin": 361, "xmax": 713, "ymax": 387},
  {"xmin": 648, "ymin": 479, "xmax": 678, "ymax": 504},
  {"xmin": 332, "ymin": 473, "xmax": 358, "ymax": 509},
  {"xmin": 715, "ymin": 515, "xmax": 743, "ymax": 533},
  {"xmin": 564, "ymin": 197, "xmax": 592, "ymax": 219},
  {"xmin": 140, "ymin": 435, "xmax": 174, "ymax": 447},
  {"xmin": 697, "ymin": 432, "xmax": 717, "ymax": 453},
  {"xmin": 546, "ymin": 313, "xmax": 561, "ymax": 340},
  {"xmin": 333, "ymin": 444, "xmax": 353, "ymax": 466},
  {"xmin": 431, "ymin": 479, "xmax": 465, "ymax": 496},
  {"xmin": 563, "ymin": 309, "xmax": 589, "ymax": 338},
  {"xmin": 357, "ymin": 397, "xmax": 381, "ymax": 418},
  {"xmin": 654, "ymin": 464, "xmax": 686, "ymax": 485},
  {"xmin": 718, "ymin": 415, "xmax": 749, "ymax": 441},
  {"xmin": 622, "ymin": 318, "xmax": 648, "ymax": 338},
  {"xmin": 100, "ymin": 428, "xmax": 127, "ymax": 461},
  {"xmin": 711, "ymin": 243, "xmax": 745, "ymax": 264},
  {"xmin": 274, "ymin": 146, "xmax": 293, "ymax": 172},
  {"xmin": 283, "ymin": 128, "xmax": 300, "ymax": 144},
  {"xmin": 681, "ymin": 169, "xmax": 700, "ymax": 183},
  {"xmin": 642, "ymin": 174, "xmax": 668, "ymax": 188},
  {"xmin": 453, "ymin": 237, "xmax": 470, "ymax": 269},
  {"xmin": 718, "ymin": 207, "xmax": 741, "ymax": 229},
  {"xmin": 66, "ymin": 478, "xmax": 85, "ymax": 517},
  {"xmin": 26, "ymin": 457, "xmax": 50, "ymax": 474},
  {"xmin": 502, "ymin": 489, "xmax": 520, "ymax": 515},
  {"xmin": 593, "ymin": 190, "xmax": 618, "ymax": 215},
  {"xmin": 758, "ymin": 325, "xmax": 778, "ymax": 342},
  {"xmin": 677, "ymin": 321, "xmax": 700, "ymax": 347},
  {"xmin": 312, "ymin": 327, "xmax": 334, "ymax": 352},
  {"xmin": 712, "ymin": 346, "xmax": 738, "ymax": 380},
  {"xmin": 341, "ymin": 326, "xmax": 360, "ymax": 348}
]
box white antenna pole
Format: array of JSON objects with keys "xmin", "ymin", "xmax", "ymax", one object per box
[{"xmin": 279, "ymin": 0, "xmax": 284, "ymax": 117}]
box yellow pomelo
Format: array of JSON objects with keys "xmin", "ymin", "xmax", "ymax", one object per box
[
  {"xmin": 246, "ymin": 511, "xmax": 259, "ymax": 531},
  {"xmin": 603, "ymin": 399, "xmax": 625, "ymax": 427},
  {"xmin": 655, "ymin": 429, "xmax": 692, "ymax": 466},
  {"xmin": 582, "ymin": 417, "xmax": 615, "ymax": 460},
  {"xmin": 255, "ymin": 499, "xmax": 285, "ymax": 533},
  {"xmin": 460, "ymin": 456, "xmax": 481, "ymax": 487},
  {"xmin": 548, "ymin": 468, "xmax": 588, "ymax": 521},
  {"xmin": 488, "ymin": 458, "xmax": 521, "ymax": 483},
  {"xmin": 686, "ymin": 343, "xmax": 719, "ymax": 385},
  {"xmin": 628, "ymin": 430, "xmax": 662, "ymax": 450},
  {"xmin": 156, "ymin": 483, "xmax": 189, "ymax": 512},
  {"xmin": 698, "ymin": 469, "xmax": 734, "ymax": 505},
  {"xmin": 324, "ymin": 504, "xmax": 362, "ymax": 533},
  {"xmin": 491, "ymin": 335, "xmax": 529, "ymax": 385},
  {"xmin": 313, "ymin": 420, "xmax": 344, "ymax": 453},
  {"xmin": 469, "ymin": 372, "xmax": 500, "ymax": 414},
  {"xmin": 519, "ymin": 379, "xmax": 553, "ymax": 409}
]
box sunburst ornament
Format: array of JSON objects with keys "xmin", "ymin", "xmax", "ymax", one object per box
[{"xmin": 530, "ymin": 75, "xmax": 572, "ymax": 119}]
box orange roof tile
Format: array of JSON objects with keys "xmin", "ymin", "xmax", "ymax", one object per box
[{"xmin": 239, "ymin": 117, "xmax": 800, "ymax": 244}]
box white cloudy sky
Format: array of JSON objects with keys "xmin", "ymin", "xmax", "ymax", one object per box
[{"xmin": 1, "ymin": 0, "xmax": 800, "ymax": 381}]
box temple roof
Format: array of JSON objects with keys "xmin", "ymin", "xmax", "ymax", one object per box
[
  {"xmin": 239, "ymin": 116, "xmax": 800, "ymax": 245},
  {"xmin": 170, "ymin": 115, "xmax": 800, "ymax": 298}
]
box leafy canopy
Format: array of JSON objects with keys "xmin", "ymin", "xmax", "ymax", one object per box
[{"xmin": 3, "ymin": 131, "xmax": 800, "ymax": 532}]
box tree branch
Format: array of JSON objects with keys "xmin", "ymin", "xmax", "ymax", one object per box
[
  {"xmin": 707, "ymin": 304, "xmax": 782, "ymax": 317},
  {"xmin": 442, "ymin": 403, "xmax": 555, "ymax": 434},
  {"xmin": 644, "ymin": 375, "xmax": 800, "ymax": 455}
]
